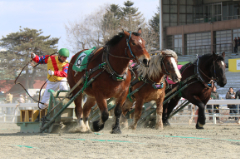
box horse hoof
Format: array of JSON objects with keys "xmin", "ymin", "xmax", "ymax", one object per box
[
  {"xmin": 111, "ymin": 127, "xmax": 121, "ymax": 134},
  {"xmin": 68, "ymin": 126, "xmax": 87, "ymax": 133},
  {"xmin": 196, "ymin": 123, "xmax": 204, "ymax": 129},
  {"xmin": 155, "ymin": 125, "xmax": 163, "ymax": 130},
  {"xmin": 91, "ymin": 120, "xmax": 104, "ymax": 132},
  {"xmin": 163, "ymin": 120, "xmax": 171, "ymax": 127},
  {"xmin": 129, "ymin": 125, "xmax": 136, "ymax": 130}
]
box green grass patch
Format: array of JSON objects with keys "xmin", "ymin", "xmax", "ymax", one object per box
[{"xmin": 178, "ymin": 61, "xmax": 189, "ymax": 65}]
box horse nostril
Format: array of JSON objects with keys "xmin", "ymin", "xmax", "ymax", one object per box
[{"xmin": 143, "ymin": 59, "xmax": 149, "ymax": 67}]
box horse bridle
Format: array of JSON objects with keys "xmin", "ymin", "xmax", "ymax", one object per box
[
  {"xmin": 107, "ymin": 31, "xmax": 137, "ymax": 61},
  {"xmin": 197, "ymin": 55, "xmax": 219, "ymax": 84},
  {"xmin": 161, "ymin": 54, "xmax": 174, "ymax": 75}
]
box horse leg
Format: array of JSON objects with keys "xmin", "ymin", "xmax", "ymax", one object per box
[
  {"xmin": 111, "ymin": 97, "xmax": 128, "ymax": 134},
  {"xmin": 155, "ymin": 97, "xmax": 164, "ymax": 130},
  {"xmin": 162, "ymin": 103, "xmax": 170, "ymax": 126},
  {"xmin": 129, "ymin": 99, "xmax": 144, "ymax": 130},
  {"xmin": 120, "ymin": 99, "xmax": 133, "ymax": 129},
  {"xmin": 162, "ymin": 97, "xmax": 180, "ymax": 126},
  {"xmin": 188, "ymin": 105, "xmax": 195, "ymax": 125},
  {"xmin": 83, "ymin": 96, "xmax": 96, "ymax": 131},
  {"xmin": 90, "ymin": 96, "xmax": 108, "ymax": 132},
  {"xmin": 72, "ymin": 93, "xmax": 88, "ymax": 132},
  {"xmin": 122, "ymin": 99, "xmax": 134, "ymax": 115},
  {"xmin": 190, "ymin": 96, "xmax": 206, "ymax": 129}
]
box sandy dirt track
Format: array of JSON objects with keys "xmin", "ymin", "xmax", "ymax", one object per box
[{"xmin": 0, "ymin": 123, "xmax": 240, "ymax": 159}]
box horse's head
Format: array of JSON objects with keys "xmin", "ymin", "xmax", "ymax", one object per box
[
  {"xmin": 161, "ymin": 50, "xmax": 182, "ymax": 82},
  {"xmin": 122, "ymin": 28, "xmax": 150, "ymax": 67},
  {"xmin": 211, "ymin": 52, "xmax": 227, "ymax": 87}
]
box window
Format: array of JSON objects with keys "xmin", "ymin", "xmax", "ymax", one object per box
[
  {"xmin": 162, "ymin": 0, "xmax": 195, "ymax": 26},
  {"xmin": 173, "ymin": 35, "xmax": 182, "ymax": 55},
  {"xmin": 216, "ymin": 30, "xmax": 232, "ymax": 53},
  {"xmin": 186, "ymin": 32, "xmax": 211, "ymax": 55}
]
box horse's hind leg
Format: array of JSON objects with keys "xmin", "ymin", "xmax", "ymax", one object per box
[
  {"xmin": 83, "ymin": 96, "xmax": 96, "ymax": 131},
  {"xmin": 73, "ymin": 93, "xmax": 87, "ymax": 132}
]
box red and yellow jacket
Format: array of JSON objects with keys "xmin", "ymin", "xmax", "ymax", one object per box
[{"xmin": 33, "ymin": 55, "xmax": 69, "ymax": 82}]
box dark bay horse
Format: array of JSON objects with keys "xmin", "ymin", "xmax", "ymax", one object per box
[
  {"xmin": 67, "ymin": 29, "xmax": 150, "ymax": 134},
  {"xmin": 121, "ymin": 50, "xmax": 182, "ymax": 130},
  {"xmin": 162, "ymin": 52, "xmax": 227, "ymax": 129}
]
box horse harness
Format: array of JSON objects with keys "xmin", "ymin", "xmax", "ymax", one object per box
[
  {"xmin": 71, "ymin": 31, "xmax": 140, "ymax": 97},
  {"xmin": 102, "ymin": 46, "xmax": 128, "ymax": 81},
  {"xmin": 165, "ymin": 56, "xmax": 219, "ymax": 101},
  {"xmin": 127, "ymin": 75, "xmax": 165, "ymax": 102},
  {"xmin": 195, "ymin": 56, "xmax": 219, "ymax": 88},
  {"xmin": 126, "ymin": 53, "xmax": 178, "ymax": 102}
]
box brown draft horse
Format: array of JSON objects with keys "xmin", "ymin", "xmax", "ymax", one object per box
[
  {"xmin": 121, "ymin": 50, "xmax": 182, "ymax": 130},
  {"xmin": 67, "ymin": 29, "xmax": 150, "ymax": 134},
  {"xmin": 162, "ymin": 52, "xmax": 227, "ymax": 129}
]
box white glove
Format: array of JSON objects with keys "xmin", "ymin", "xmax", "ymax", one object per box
[
  {"xmin": 31, "ymin": 52, "xmax": 36, "ymax": 58},
  {"xmin": 48, "ymin": 70, "xmax": 54, "ymax": 76}
]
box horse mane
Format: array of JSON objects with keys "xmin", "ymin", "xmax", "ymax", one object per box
[
  {"xmin": 137, "ymin": 49, "xmax": 178, "ymax": 79},
  {"xmin": 195, "ymin": 53, "xmax": 225, "ymax": 63},
  {"xmin": 106, "ymin": 32, "xmax": 140, "ymax": 46}
]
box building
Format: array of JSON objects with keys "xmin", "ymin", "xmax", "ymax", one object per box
[{"xmin": 160, "ymin": 0, "xmax": 240, "ymax": 55}]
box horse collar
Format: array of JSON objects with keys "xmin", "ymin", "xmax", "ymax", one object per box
[{"xmin": 137, "ymin": 75, "xmax": 164, "ymax": 89}]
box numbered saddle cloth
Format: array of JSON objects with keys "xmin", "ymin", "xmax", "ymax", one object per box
[{"xmin": 72, "ymin": 46, "xmax": 96, "ymax": 72}]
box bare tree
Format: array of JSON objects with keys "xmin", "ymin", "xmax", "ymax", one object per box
[
  {"xmin": 65, "ymin": 2, "xmax": 159, "ymax": 54},
  {"xmin": 65, "ymin": 6, "xmax": 108, "ymax": 54}
]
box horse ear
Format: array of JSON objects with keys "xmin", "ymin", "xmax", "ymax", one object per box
[
  {"xmin": 222, "ymin": 52, "xmax": 225, "ymax": 58},
  {"xmin": 123, "ymin": 30, "xmax": 130, "ymax": 37},
  {"xmin": 212, "ymin": 51, "xmax": 217, "ymax": 59},
  {"xmin": 137, "ymin": 28, "xmax": 142, "ymax": 35},
  {"xmin": 122, "ymin": 29, "xmax": 124, "ymax": 33}
]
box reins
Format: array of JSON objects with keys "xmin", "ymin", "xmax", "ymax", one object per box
[
  {"xmin": 196, "ymin": 56, "xmax": 219, "ymax": 84},
  {"xmin": 106, "ymin": 32, "xmax": 137, "ymax": 61},
  {"xmin": 161, "ymin": 54, "xmax": 175, "ymax": 75},
  {"xmin": 14, "ymin": 52, "xmax": 57, "ymax": 106}
]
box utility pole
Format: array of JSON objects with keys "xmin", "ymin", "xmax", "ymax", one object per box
[{"xmin": 159, "ymin": 0, "xmax": 162, "ymax": 50}]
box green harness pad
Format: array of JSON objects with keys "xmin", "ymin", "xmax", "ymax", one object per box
[{"xmin": 72, "ymin": 47, "xmax": 96, "ymax": 72}]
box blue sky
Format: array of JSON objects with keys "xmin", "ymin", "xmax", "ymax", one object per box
[{"xmin": 0, "ymin": 0, "xmax": 159, "ymax": 55}]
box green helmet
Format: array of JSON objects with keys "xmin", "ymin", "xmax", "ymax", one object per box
[{"xmin": 58, "ymin": 48, "xmax": 69, "ymax": 57}]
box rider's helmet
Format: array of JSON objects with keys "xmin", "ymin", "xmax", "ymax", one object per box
[{"xmin": 58, "ymin": 48, "xmax": 69, "ymax": 57}]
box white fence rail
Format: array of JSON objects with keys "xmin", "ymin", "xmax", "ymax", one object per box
[
  {"xmin": 1, "ymin": 100, "xmax": 240, "ymax": 124},
  {"xmin": 0, "ymin": 103, "xmax": 38, "ymax": 123},
  {"xmin": 171, "ymin": 99, "xmax": 240, "ymax": 124}
]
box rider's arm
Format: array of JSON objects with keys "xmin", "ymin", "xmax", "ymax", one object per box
[
  {"xmin": 53, "ymin": 63, "xmax": 69, "ymax": 77},
  {"xmin": 32, "ymin": 55, "xmax": 50, "ymax": 64}
]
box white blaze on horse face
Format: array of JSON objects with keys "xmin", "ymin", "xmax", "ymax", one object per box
[
  {"xmin": 170, "ymin": 57, "xmax": 182, "ymax": 79},
  {"xmin": 139, "ymin": 39, "xmax": 142, "ymax": 44},
  {"xmin": 221, "ymin": 61, "xmax": 225, "ymax": 67}
]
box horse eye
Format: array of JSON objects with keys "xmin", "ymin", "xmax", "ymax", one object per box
[{"xmin": 132, "ymin": 42, "xmax": 136, "ymax": 45}]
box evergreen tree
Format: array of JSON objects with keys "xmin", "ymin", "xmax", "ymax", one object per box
[
  {"xmin": 101, "ymin": 4, "xmax": 123, "ymax": 43},
  {"xmin": 0, "ymin": 27, "xmax": 59, "ymax": 89},
  {"xmin": 149, "ymin": 12, "xmax": 159, "ymax": 34},
  {"xmin": 149, "ymin": 11, "xmax": 160, "ymax": 50},
  {"xmin": 121, "ymin": 0, "xmax": 145, "ymax": 31}
]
